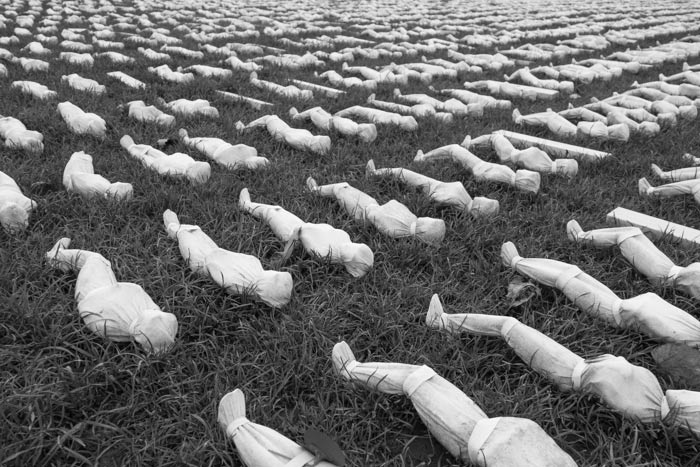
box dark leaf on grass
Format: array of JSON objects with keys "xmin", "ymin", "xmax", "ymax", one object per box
[
  {"xmin": 652, "ymin": 344, "xmax": 700, "ymax": 389},
  {"xmin": 303, "ymin": 428, "xmax": 345, "ymax": 466},
  {"xmin": 506, "ymin": 277, "xmax": 539, "ymax": 308}
]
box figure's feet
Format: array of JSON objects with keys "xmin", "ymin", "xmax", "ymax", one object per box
[
  {"xmin": 177, "ymin": 128, "xmax": 189, "ymax": 142},
  {"xmin": 46, "ymin": 237, "xmax": 72, "ymax": 271},
  {"xmin": 512, "ymin": 108, "xmax": 522, "ymax": 124},
  {"xmin": 566, "ymin": 220, "xmax": 583, "ymax": 242},
  {"xmin": 638, "ymin": 177, "xmax": 654, "ymax": 196},
  {"xmin": 650, "ymin": 163, "xmax": 664, "ymax": 179},
  {"xmin": 365, "ymin": 159, "xmax": 376, "ymax": 177},
  {"xmin": 306, "ymin": 176, "xmax": 319, "ymax": 192},
  {"xmin": 425, "ymin": 294, "xmax": 446, "ymax": 329},
  {"xmin": 119, "ymin": 134, "xmax": 134, "ymax": 149},
  {"xmin": 414, "ymin": 149, "xmax": 425, "ymax": 162},
  {"xmin": 238, "ymin": 188, "xmax": 251, "ymax": 210}
]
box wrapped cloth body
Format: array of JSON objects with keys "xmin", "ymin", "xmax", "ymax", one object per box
[
  {"xmin": 158, "ymin": 98, "xmax": 218, "ymax": 118},
  {"xmin": 61, "ymin": 73, "xmax": 105, "ymax": 94},
  {"xmin": 467, "ymin": 133, "xmax": 578, "ymax": 176},
  {"xmin": 63, "ymin": 151, "xmax": 133, "ymax": 201},
  {"xmin": 11, "ymin": 80, "xmax": 57, "ymax": 99},
  {"xmin": 431, "ymin": 87, "xmax": 512, "ymax": 110},
  {"xmin": 218, "ymin": 389, "xmax": 339, "ymax": 467},
  {"xmin": 415, "ymin": 144, "xmax": 540, "ymax": 193},
  {"xmin": 236, "ymin": 115, "xmax": 331, "ymax": 156},
  {"xmin": 58, "ymin": 101, "xmax": 106, "ymax": 137},
  {"xmin": 124, "ymin": 100, "xmax": 174, "ymax": 126},
  {"xmin": 45, "ymin": 238, "xmax": 177, "ymax": 353},
  {"xmin": 512, "ymin": 108, "xmax": 579, "ymax": 139},
  {"xmin": 366, "ymin": 93, "xmax": 453, "ymax": 123},
  {"xmin": 568, "ymin": 221, "xmax": 700, "ymax": 300},
  {"xmin": 239, "ymin": 189, "xmax": 373, "ymax": 277},
  {"xmin": 249, "ymin": 72, "xmax": 313, "ymax": 100},
  {"xmin": 501, "ymin": 241, "xmax": 700, "ymax": 347},
  {"xmin": 334, "ymin": 105, "xmax": 418, "ymax": 131},
  {"xmin": 365, "ymin": 159, "xmax": 499, "ymax": 217},
  {"xmin": 332, "ymin": 341, "xmax": 577, "ymax": 466},
  {"xmin": 289, "ymin": 106, "xmax": 377, "ymax": 143},
  {"xmin": 179, "ymin": 129, "xmax": 267, "ymax": 170},
  {"xmin": 163, "ymin": 210, "xmax": 292, "ymax": 307},
  {"xmin": 0, "ymin": 170, "xmax": 37, "ymax": 232},
  {"xmin": 0, "ymin": 116, "xmax": 43, "ymax": 152},
  {"xmin": 426, "ymin": 296, "xmax": 664, "ymax": 422},
  {"xmin": 120, "ymin": 135, "xmax": 211, "ymax": 185},
  {"xmin": 308, "ymin": 178, "xmax": 445, "ymax": 245}
]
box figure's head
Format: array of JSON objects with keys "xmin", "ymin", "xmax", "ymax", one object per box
[
  {"xmin": 339, "ymin": 243, "xmax": 374, "ymax": 278},
  {"xmin": 357, "ymin": 124, "xmax": 377, "ymax": 143},
  {"xmin": 132, "ymin": 309, "xmax": 178, "ymax": 354},
  {"xmin": 673, "ymin": 263, "xmax": 700, "ymax": 300},
  {"xmin": 607, "ymin": 123, "xmax": 630, "ymax": 142},
  {"xmin": 470, "ymin": 197, "xmax": 500, "ymax": 218},
  {"xmin": 414, "ymin": 218, "xmax": 446, "ymax": 245},
  {"xmin": 514, "ymin": 170, "xmax": 540, "ymax": 194},
  {"xmin": 0, "ymin": 202, "xmax": 29, "ymax": 233},
  {"xmin": 678, "ymin": 105, "xmax": 698, "ymax": 121},
  {"xmin": 255, "ymin": 271, "xmax": 293, "ymax": 308},
  {"xmin": 186, "ymin": 161, "xmax": 211, "ymax": 185},
  {"xmin": 551, "ymin": 159, "xmax": 579, "ymax": 178},
  {"xmin": 399, "ymin": 117, "xmax": 418, "ymax": 131}
]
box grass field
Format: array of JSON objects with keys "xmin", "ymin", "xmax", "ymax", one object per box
[{"xmin": 3, "ymin": 2, "xmax": 700, "ymax": 466}]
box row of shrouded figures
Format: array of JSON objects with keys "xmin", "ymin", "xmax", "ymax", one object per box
[{"xmin": 35, "ymin": 212, "xmax": 700, "ymax": 465}]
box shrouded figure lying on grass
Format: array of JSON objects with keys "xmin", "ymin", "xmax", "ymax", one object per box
[
  {"xmin": 332, "ymin": 341, "xmax": 577, "ymax": 466},
  {"xmin": 249, "ymin": 72, "xmax": 313, "ymax": 100},
  {"xmin": 627, "ymin": 86, "xmax": 699, "ymax": 116},
  {"xmin": 567, "ymin": 220, "xmax": 700, "ymax": 300},
  {"xmin": 239, "ymin": 188, "xmax": 373, "ymax": 277},
  {"xmin": 45, "ymin": 238, "xmax": 178, "ymax": 353},
  {"xmin": 218, "ymin": 389, "xmax": 342, "ymax": 467},
  {"xmin": 61, "ymin": 73, "xmax": 105, "ymax": 94},
  {"xmin": 57, "ymin": 101, "xmax": 106, "ymax": 137},
  {"xmin": 425, "ymin": 294, "xmax": 700, "ymax": 434},
  {"xmin": 179, "ymin": 129, "xmax": 268, "ymax": 170},
  {"xmin": 306, "ymin": 177, "xmax": 446, "ymax": 245},
  {"xmin": 317, "ymin": 70, "xmax": 378, "ymax": 91},
  {"xmin": 341, "ymin": 61, "xmax": 408, "ymax": 85},
  {"xmin": 11, "ymin": 80, "xmax": 57, "ymax": 99},
  {"xmin": 289, "ymin": 106, "xmax": 377, "ymax": 143},
  {"xmin": 155, "ymin": 97, "xmax": 219, "ymax": 119},
  {"xmin": 163, "ymin": 210, "xmax": 292, "ymax": 308},
  {"xmin": 393, "ymin": 88, "xmax": 485, "ymax": 117},
  {"xmin": 120, "ymin": 135, "xmax": 211, "ymax": 185},
  {"xmin": 63, "ymin": 151, "xmax": 133, "ymax": 201},
  {"xmin": 512, "ymin": 108, "xmax": 630, "ymax": 141},
  {"xmin": 463, "ymin": 80, "xmax": 554, "ymax": 101},
  {"xmin": 366, "ymin": 93, "xmax": 453, "ymax": 123},
  {"xmin": 639, "ymin": 176, "xmax": 700, "ymax": 204},
  {"xmin": 635, "ymin": 79, "xmax": 700, "ymax": 99},
  {"xmin": 501, "ymin": 241, "xmax": 700, "ymax": 348},
  {"xmin": 0, "ymin": 170, "xmax": 36, "ymax": 233},
  {"xmin": 365, "ymin": 159, "xmax": 499, "ymax": 217},
  {"xmin": 504, "ymin": 67, "xmax": 575, "ymax": 93},
  {"xmin": 334, "ymin": 105, "xmax": 418, "ymax": 131},
  {"xmin": 650, "ymin": 163, "xmax": 700, "ymax": 182},
  {"xmin": 429, "ymin": 87, "xmax": 512, "ymax": 110},
  {"xmin": 121, "ymin": 100, "xmax": 175, "ymax": 126},
  {"xmin": 466, "ymin": 133, "xmax": 578, "ymax": 176},
  {"xmin": 0, "ymin": 116, "xmax": 43, "ymax": 152},
  {"xmin": 580, "ymin": 101, "xmax": 661, "ymax": 136},
  {"xmin": 235, "ymin": 115, "xmax": 331, "ymax": 156},
  {"xmin": 415, "ymin": 144, "xmax": 541, "ymax": 194}
]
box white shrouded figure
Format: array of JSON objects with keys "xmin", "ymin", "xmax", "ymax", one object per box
[
  {"xmin": 466, "ymin": 134, "xmax": 578, "ymax": 176},
  {"xmin": 512, "ymin": 108, "xmax": 577, "ymax": 138},
  {"xmin": 289, "ymin": 107, "xmax": 377, "ymax": 143},
  {"xmin": 430, "ymin": 87, "xmax": 512, "ymax": 110},
  {"xmin": 504, "ymin": 67, "xmax": 575, "ymax": 93},
  {"xmin": 156, "ymin": 98, "xmax": 219, "ymax": 119},
  {"xmin": 501, "ymin": 241, "xmax": 700, "ymax": 348},
  {"xmin": 163, "ymin": 210, "xmax": 292, "ymax": 308},
  {"xmin": 332, "ymin": 341, "xmax": 577, "ymax": 466},
  {"xmin": 365, "ymin": 159, "xmax": 499, "ymax": 217},
  {"xmin": 61, "ymin": 73, "xmax": 105, "ymax": 94},
  {"xmin": 0, "ymin": 116, "xmax": 43, "ymax": 152},
  {"xmin": 425, "ymin": 294, "xmax": 698, "ymax": 430},
  {"xmin": 63, "ymin": 151, "xmax": 133, "ymax": 201},
  {"xmin": 366, "ymin": 93, "xmax": 453, "ymax": 123},
  {"xmin": 415, "ymin": 144, "xmax": 541, "ymax": 194},
  {"xmin": 45, "ymin": 238, "xmax": 178, "ymax": 353},
  {"xmin": 249, "ymin": 72, "xmax": 313, "ymax": 100},
  {"xmin": 567, "ymin": 220, "xmax": 700, "ymax": 300},
  {"xmin": 11, "ymin": 80, "xmax": 57, "ymax": 99},
  {"xmin": 106, "ymin": 71, "xmax": 145, "ymax": 89},
  {"xmin": 307, "ymin": 177, "xmax": 446, "ymax": 245},
  {"xmin": 235, "ymin": 115, "xmax": 331, "ymax": 156},
  {"xmin": 122, "ymin": 100, "xmax": 175, "ymax": 126},
  {"xmin": 218, "ymin": 389, "xmax": 340, "ymax": 467},
  {"xmin": 463, "ymin": 80, "xmax": 553, "ymax": 101},
  {"xmin": 651, "ymin": 163, "xmax": 700, "ymax": 182},
  {"xmin": 317, "ymin": 70, "xmax": 377, "ymax": 91},
  {"xmin": 239, "ymin": 189, "xmax": 373, "ymax": 278},
  {"xmin": 0, "ymin": 170, "xmax": 37, "ymax": 233},
  {"xmin": 334, "ymin": 106, "xmax": 418, "ymax": 131},
  {"xmin": 179, "ymin": 129, "xmax": 267, "ymax": 170},
  {"xmin": 341, "ymin": 61, "xmax": 408, "ymax": 85},
  {"xmin": 120, "ymin": 135, "xmax": 211, "ymax": 185},
  {"xmin": 639, "ymin": 177, "xmax": 700, "ymax": 205},
  {"xmin": 57, "ymin": 102, "xmax": 106, "ymax": 137},
  {"xmin": 393, "ymin": 88, "xmax": 485, "ymax": 117}
]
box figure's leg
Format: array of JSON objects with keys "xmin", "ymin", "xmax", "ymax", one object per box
[
  {"xmin": 567, "ymin": 220, "xmax": 639, "ymax": 247},
  {"xmin": 639, "ymin": 177, "xmax": 700, "ymax": 198},
  {"xmin": 651, "ymin": 164, "xmax": 700, "ymax": 182}
]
